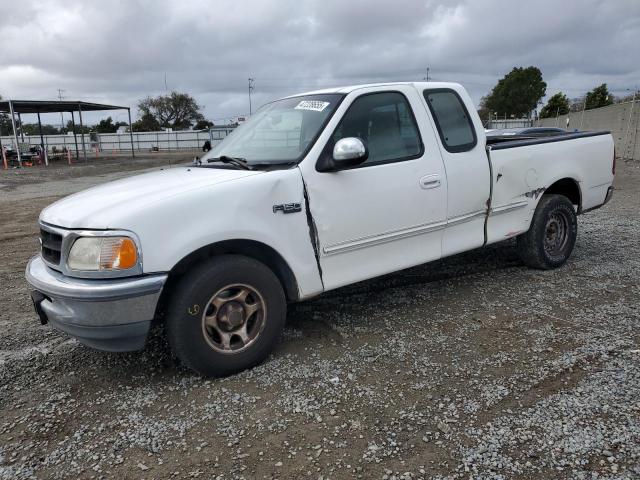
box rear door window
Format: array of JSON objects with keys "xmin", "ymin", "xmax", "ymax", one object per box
[{"xmin": 424, "ymin": 89, "xmax": 477, "ymax": 152}]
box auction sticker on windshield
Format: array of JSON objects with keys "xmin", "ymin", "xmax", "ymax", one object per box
[{"xmin": 294, "ymin": 100, "xmax": 330, "ymax": 112}]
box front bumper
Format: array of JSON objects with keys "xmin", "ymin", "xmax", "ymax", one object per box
[{"xmin": 25, "ymin": 256, "xmax": 167, "ymax": 352}]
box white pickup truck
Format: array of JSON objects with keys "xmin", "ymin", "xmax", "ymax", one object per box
[{"xmin": 26, "ymin": 82, "xmax": 615, "ymax": 376}]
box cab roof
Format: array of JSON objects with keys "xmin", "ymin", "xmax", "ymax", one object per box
[{"xmin": 288, "ymin": 81, "xmax": 463, "ymax": 97}]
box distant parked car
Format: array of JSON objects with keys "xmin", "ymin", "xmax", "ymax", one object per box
[
  {"xmin": 3, "ymin": 144, "xmax": 42, "ymax": 166},
  {"xmin": 486, "ymin": 127, "xmax": 569, "ymax": 138}
]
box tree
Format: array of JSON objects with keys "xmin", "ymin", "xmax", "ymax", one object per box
[
  {"xmin": 193, "ymin": 119, "xmax": 214, "ymax": 130},
  {"xmin": 95, "ymin": 117, "xmax": 115, "ymax": 133},
  {"xmin": 539, "ymin": 92, "xmax": 570, "ymax": 118},
  {"xmin": 483, "ymin": 66, "xmax": 547, "ymax": 118},
  {"xmin": 21, "ymin": 124, "xmax": 61, "ymax": 135},
  {"xmin": 0, "ymin": 113, "xmax": 13, "ymax": 136},
  {"xmin": 94, "ymin": 116, "xmax": 129, "ymax": 133},
  {"xmin": 132, "ymin": 112, "xmax": 161, "ymax": 132},
  {"xmin": 137, "ymin": 91, "xmax": 204, "ymax": 130},
  {"xmin": 0, "ymin": 95, "xmax": 15, "ymax": 135},
  {"xmin": 476, "ymin": 97, "xmax": 491, "ymax": 126},
  {"xmin": 584, "ymin": 84, "xmax": 613, "ymax": 110},
  {"xmin": 64, "ymin": 119, "xmax": 91, "ymax": 134}
]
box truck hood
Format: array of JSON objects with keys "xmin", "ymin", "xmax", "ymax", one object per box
[{"xmin": 40, "ymin": 166, "xmax": 262, "ymax": 229}]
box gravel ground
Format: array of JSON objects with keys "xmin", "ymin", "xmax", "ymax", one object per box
[{"xmin": 0, "ymin": 155, "xmax": 638, "ymax": 479}]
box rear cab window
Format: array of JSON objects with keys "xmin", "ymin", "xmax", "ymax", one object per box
[{"xmin": 423, "ymin": 89, "xmax": 477, "ymax": 153}]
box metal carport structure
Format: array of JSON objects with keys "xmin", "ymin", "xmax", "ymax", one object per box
[{"xmin": 0, "ymin": 100, "xmax": 135, "ymax": 166}]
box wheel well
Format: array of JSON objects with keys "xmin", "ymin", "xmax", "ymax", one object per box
[
  {"xmin": 544, "ymin": 178, "xmax": 581, "ymax": 211},
  {"xmin": 154, "ymin": 240, "xmax": 300, "ymax": 321}
]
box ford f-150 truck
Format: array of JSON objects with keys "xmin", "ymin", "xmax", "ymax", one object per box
[{"xmin": 26, "ymin": 82, "xmax": 615, "ymax": 376}]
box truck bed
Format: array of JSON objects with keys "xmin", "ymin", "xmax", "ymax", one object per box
[{"xmin": 485, "ymin": 130, "xmax": 614, "ymax": 245}]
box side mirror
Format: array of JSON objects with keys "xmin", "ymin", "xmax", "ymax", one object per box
[
  {"xmin": 333, "ymin": 137, "xmax": 367, "ymax": 165},
  {"xmin": 316, "ymin": 137, "xmax": 368, "ymax": 172}
]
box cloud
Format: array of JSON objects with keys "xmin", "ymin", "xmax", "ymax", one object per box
[{"xmin": 0, "ymin": 0, "xmax": 638, "ymax": 124}]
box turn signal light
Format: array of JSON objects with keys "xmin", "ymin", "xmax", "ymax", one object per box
[{"xmin": 100, "ymin": 237, "xmax": 138, "ymax": 270}]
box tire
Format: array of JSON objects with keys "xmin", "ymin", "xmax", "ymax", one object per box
[
  {"xmin": 166, "ymin": 255, "xmax": 286, "ymax": 377},
  {"xmin": 516, "ymin": 194, "xmax": 577, "ymax": 270}
]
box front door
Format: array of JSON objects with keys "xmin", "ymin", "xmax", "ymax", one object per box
[{"xmin": 300, "ymin": 86, "xmax": 448, "ymax": 291}]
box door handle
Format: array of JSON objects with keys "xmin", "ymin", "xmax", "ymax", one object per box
[{"xmin": 419, "ymin": 174, "xmax": 441, "ymax": 190}]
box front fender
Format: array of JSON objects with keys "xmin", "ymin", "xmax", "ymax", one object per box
[{"xmin": 115, "ymin": 168, "xmax": 324, "ymax": 299}]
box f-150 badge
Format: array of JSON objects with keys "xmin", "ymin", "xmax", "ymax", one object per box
[{"xmin": 273, "ymin": 203, "xmax": 302, "ymax": 214}]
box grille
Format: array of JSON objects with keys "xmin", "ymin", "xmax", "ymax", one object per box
[{"xmin": 40, "ymin": 228, "xmax": 63, "ymax": 265}]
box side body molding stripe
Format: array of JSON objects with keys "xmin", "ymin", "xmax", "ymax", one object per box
[
  {"xmin": 490, "ymin": 201, "xmax": 529, "ymax": 215},
  {"xmin": 323, "ymin": 220, "xmax": 447, "ymax": 255},
  {"xmin": 322, "ymin": 200, "xmax": 529, "ymax": 256},
  {"xmin": 322, "ymin": 209, "xmax": 486, "ymax": 256}
]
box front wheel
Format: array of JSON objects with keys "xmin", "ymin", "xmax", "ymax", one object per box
[
  {"xmin": 516, "ymin": 194, "xmax": 577, "ymax": 270},
  {"xmin": 166, "ymin": 255, "xmax": 286, "ymax": 377}
]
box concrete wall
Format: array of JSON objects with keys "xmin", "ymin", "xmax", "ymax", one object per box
[{"xmin": 537, "ymin": 100, "xmax": 640, "ymax": 160}]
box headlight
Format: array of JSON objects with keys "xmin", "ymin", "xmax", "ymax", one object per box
[{"xmin": 67, "ymin": 236, "xmax": 138, "ymax": 271}]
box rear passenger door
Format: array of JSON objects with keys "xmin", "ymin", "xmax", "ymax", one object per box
[
  {"xmin": 300, "ymin": 86, "xmax": 448, "ymax": 291},
  {"xmin": 422, "ymin": 88, "xmax": 490, "ymax": 256}
]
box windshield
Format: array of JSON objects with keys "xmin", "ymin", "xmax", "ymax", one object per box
[{"xmin": 202, "ymin": 93, "xmax": 343, "ymax": 165}]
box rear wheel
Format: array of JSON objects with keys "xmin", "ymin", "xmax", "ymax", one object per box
[
  {"xmin": 166, "ymin": 255, "xmax": 286, "ymax": 377},
  {"xmin": 516, "ymin": 194, "xmax": 577, "ymax": 270}
]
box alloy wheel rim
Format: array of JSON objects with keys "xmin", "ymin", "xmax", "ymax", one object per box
[{"xmin": 201, "ymin": 284, "xmax": 266, "ymax": 354}]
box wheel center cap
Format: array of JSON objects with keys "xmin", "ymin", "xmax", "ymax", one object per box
[{"xmin": 219, "ymin": 302, "xmax": 244, "ymax": 329}]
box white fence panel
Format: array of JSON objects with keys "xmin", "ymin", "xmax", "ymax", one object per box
[
  {"xmin": 0, "ymin": 127, "xmax": 236, "ymax": 154},
  {"xmin": 486, "ymin": 119, "xmax": 533, "ymax": 129}
]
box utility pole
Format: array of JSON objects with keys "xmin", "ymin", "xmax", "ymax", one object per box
[
  {"xmin": 423, "ymin": 67, "xmax": 431, "ymax": 81},
  {"xmin": 248, "ymin": 78, "xmax": 255, "ymax": 115},
  {"xmin": 623, "ymin": 88, "xmax": 637, "ymax": 160},
  {"xmin": 57, "ymin": 89, "xmax": 65, "ymax": 131}
]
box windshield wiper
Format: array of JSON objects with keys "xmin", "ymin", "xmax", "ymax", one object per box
[{"xmin": 207, "ymin": 155, "xmax": 252, "ymax": 170}]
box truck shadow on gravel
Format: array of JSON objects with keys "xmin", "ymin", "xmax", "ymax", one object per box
[{"xmin": 286, "ymin": 240, "xmax": 522, "ymax": 332}]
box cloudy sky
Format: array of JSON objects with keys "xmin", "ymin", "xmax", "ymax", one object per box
[{"xmin": 1, "ymin": 0, "xmax": 639, "ymax": 125}]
